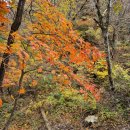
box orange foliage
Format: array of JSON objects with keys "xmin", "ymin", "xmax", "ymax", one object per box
[
  {"xmin": 23, "ymin": 0, "xmax": 103, "ymax": 100},
  {"xmin": 0, "ymin": 98, "xmax": 2, "ymax": 108},
  {"xmin": 0, "ymin": 0, "xmax": 104, "ymax": 102},
  {"xmin": 19, "ymin": 87, "xmax": 26, "ymax": 94},
  {"xmin": 0, "ymin": 1, "xmax": 9, "ymax": 30}
]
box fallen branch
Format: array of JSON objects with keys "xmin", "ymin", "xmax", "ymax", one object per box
[
  {"xmin": 32, "ymin": 88, "xmax": 52, "ymax": 130},
  {"xmin": 39, "ymin": 108, "xmax": 52, "ymax": 130}
]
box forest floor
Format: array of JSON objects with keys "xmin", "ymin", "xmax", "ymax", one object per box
[{"xmin": 0, "ymin": 45, "xmax": 130, "ymax": 130}]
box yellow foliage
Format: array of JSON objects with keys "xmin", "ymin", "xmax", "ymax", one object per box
[
  {"xmin": 96, "ymin": 71, "xmax": 108, "ymax": 79},
  {"xmin": 92, "ymin": 60, "xmax": 108, "ymax": 79}
]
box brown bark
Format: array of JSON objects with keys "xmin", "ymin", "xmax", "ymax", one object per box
[
  {"xmin": 0, "ymin": 0, "xmax": 26, "ymax": 93},
  {"xmin": 2, "ymin": 98, "xmax": 18, "ymax": 130}
]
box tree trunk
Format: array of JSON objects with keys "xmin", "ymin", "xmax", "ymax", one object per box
[
  {"xmin": 102, "ymin": 30, "xmax": 115, "ymax": 90},
  {"xmin": 2, "ymin": 98, "xmax": 18, "ymax": 130},
  {"xmin": 0, "ymin": 0, "xmax": 26, "ymax": 93},
  {"xmin": 2, "ymin": 69, "xmax": 25, "ymax": 130}
]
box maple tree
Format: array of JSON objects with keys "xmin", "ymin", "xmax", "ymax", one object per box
[
  {"xmin": 0, "ymin": 0, "xmax": 129, "ymax": 130},
  {"xmin": 0, "ymin": 0, "xmax": 104, "ymax": 107},
  {"xmin": 24, "ymin": 0, "xmax": 103, "ymax": 99},
  {"xmin": 0, "ymin": 1, "xmax": 105, "ymax": 129}
]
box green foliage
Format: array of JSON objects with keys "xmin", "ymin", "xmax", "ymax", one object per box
[
  {"xmin": 113, "ymin": 64, "xmax": 130, "ymax": 90},
  {"xmin": 98, "ymin": 99, "xmax": 129, "ymax": 123},
  {"xmin": 45, "ymin": 88, "xmax": 85, "ymax": 108},
  {"xmin": 58, "ymin": 0, "xmax": 76, "ymax": 19},
  {"xmin": 99, "ymin": 108, "xmax": 118, "ymax": 121},
  {"xmin": 113, "ymin": 0, "xmax": 123, "ymax": 15},
  {"xmin": 85, "ymin": 27, "xmax": 101, "ymax": 41}
]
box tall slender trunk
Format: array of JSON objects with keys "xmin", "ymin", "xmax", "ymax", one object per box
[
  {"xmin": 2, "ymin": 69, "xmax": 25, "ymax": 130},
  {"xmin": 0, "ymin": 0, "xmax": 26, "ymax": 93},
  {"xmin": 93, "ymin": 0, "xmax": 115, "ymax": 90},
  {"xmin": 2, "ymin": 98, "xmax": 18, "ymax": 130},
  {"xmin": 102, "ymin": 30, "xmax": 114, "ymax": 90}
]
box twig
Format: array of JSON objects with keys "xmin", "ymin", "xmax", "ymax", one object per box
[{"xmin": 72, "ymin": 0, "xmax": 88, "ymax": 21}]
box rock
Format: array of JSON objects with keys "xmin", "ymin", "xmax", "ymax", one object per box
[{"xmin": 85, "ymin": 115, "xmax": 98, "ymax": 123}]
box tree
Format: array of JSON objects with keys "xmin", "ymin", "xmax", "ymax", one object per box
[
  {"xmin": 0, "ymin": 0, "xmax": 26, "ymax": 94},
  {"xmin": 93, "ymin": 0, "xmax": 115, "ymax": 90},
  {"xmin": 56, "ymin": 0, "xmax": 89, "ymax": 21},
  {"xmin": 0, "ymin": 0, "xmax": 26, "ymax": 129},
  {"xmin": 0, "ymin": 0, "xmax": 103, "ymax": 129}
]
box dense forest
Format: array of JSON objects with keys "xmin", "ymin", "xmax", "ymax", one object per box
[{"xmin": 0, "ymin": 0, "xmax": 130, "ymax": 130}]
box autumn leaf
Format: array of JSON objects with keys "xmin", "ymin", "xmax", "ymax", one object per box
[
  {"xmin": 0, "ymin": 98, "xmax": 3, "ymax": 108},
  {"xmin": 0, "ymin": 1, "xmax": 9, "ymax": 23},
  {"xmin": 19, "ymin": 61, "xmax": 26, "ymax": 70},
  {"xmin": 79, "ymin": 89, "xmax": 85, "ymax": 94},
  {"xmin": 32, "ymin": 80, "xmax": 38, "ymax": 87},
  {"xmin": 19, "ymin": 88, "xmax": 26, "ymax": 94},
  {"xmin": 35, "ymin": 53, "xmax": 43, "ymax": 60},
  {"xmin": 94, "ymin": 92, "xmax": 101, "ymax": 102},
  {"xmin": 37, "ymin": 67, "xmax": 43, "ymax": 73}
]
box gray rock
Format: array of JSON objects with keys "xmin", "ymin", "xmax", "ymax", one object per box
[{"xmin": 85, "ymin": 115, "xmax": 98, "ymax": 123}]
